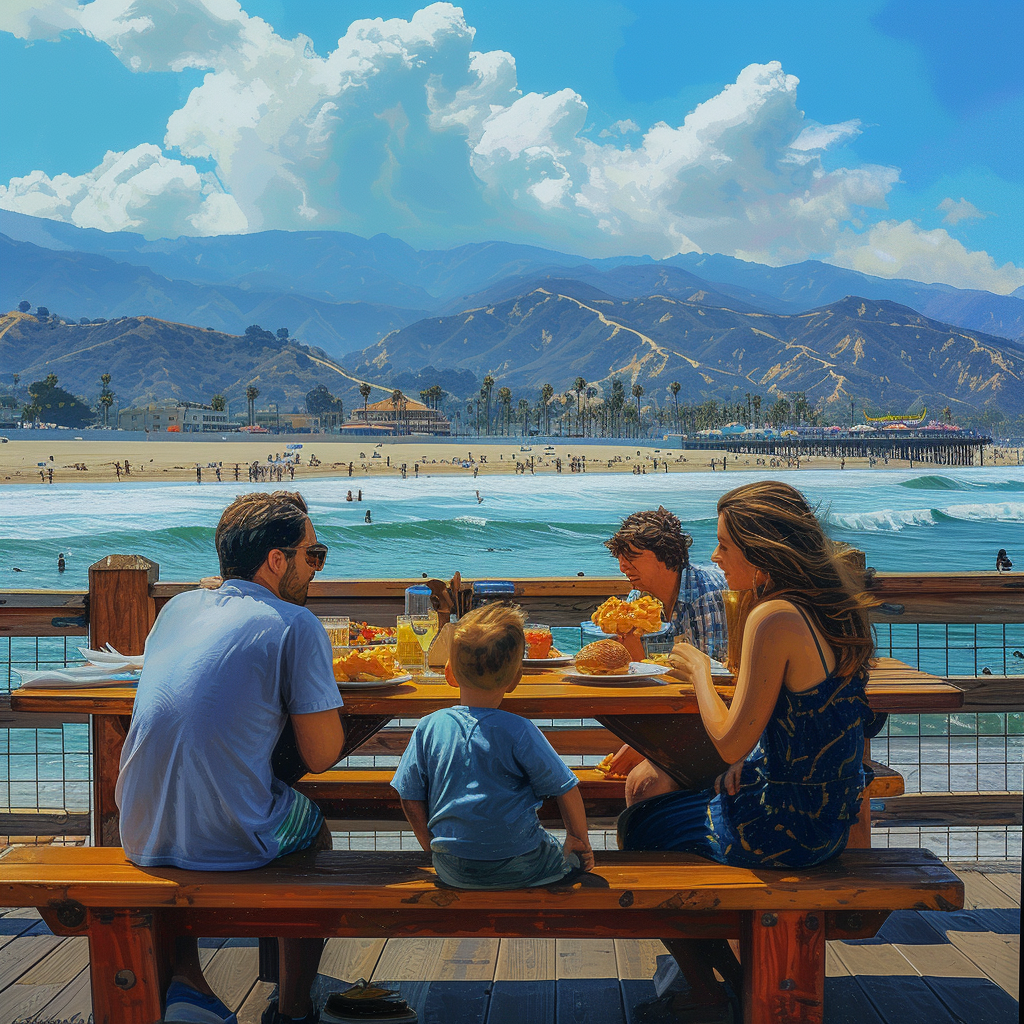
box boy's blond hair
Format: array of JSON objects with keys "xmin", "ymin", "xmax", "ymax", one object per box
[{"xmin": 450, "ymin": 603, "xmax": 526, "ymax": 691}]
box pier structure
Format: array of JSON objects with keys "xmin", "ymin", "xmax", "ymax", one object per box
[{"xmin": 672, "ymin": 431, "xmax": 991, "ymax": 465}]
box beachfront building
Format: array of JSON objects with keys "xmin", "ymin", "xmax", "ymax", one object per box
[
  {"xmin": 118, "ymin": 401, "xmax": 232, "ymax": 432},
  {"xmin": 345, "ymin": 395, "xmax": 451, "ymax": 435}
]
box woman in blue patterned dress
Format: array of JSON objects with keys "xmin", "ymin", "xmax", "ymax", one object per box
[{"xmin": 618, "ymin": 480, "xmax": 877, "ymax": 1019}]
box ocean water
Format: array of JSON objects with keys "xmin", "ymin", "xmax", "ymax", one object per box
[{"xmin": 1, "ymin": 467, "xmax": 1022, "ymax": 588}]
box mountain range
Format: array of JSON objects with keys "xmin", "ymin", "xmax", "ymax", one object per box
[
  {"xmin": 2, "ymin": 209, "xmax": 1023, "ymax": 344},
  {"xmin": 0, "ymin": 210, "xmax": 1022, "ymax": 418}
]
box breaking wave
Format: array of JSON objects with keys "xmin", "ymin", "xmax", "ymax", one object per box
[{"xmin": 830, "ymin": 502, "xmax": 1024, "ymax": 532}]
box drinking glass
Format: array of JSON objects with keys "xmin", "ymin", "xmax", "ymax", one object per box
[
  {"xmin": 319, "ymin": 616, "xmax": 350, "ymax": 646},
  {"xmin": 411, "ymin": 614, "xmax": 441, "ymax": 677},
  {"xmin": 524, "ymin": 623, "xmax": 553, "ymax": 659},
  {"xmin": 396, "ymin": 615, "xmax": 424, "ymax": 670}
]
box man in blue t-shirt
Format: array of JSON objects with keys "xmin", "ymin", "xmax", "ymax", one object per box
[
  {"xmin": 393, "ymin": 603, "xmax": 594, "ymax": 889},
  {"xmin": 116, "ymin": 491, "xmax": 344, "ymax": 1024}
]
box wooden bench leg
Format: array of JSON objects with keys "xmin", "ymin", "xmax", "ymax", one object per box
[
  {"xmin": 87, "ymin": 908, "xmax": 165, "ymax": 1024},
  {"xmin": 847, "ymin": 791, "xmax": 873, "ymax": 849},
  {"xmin": 740, "ymin": 910, "xmax": 824, "ymax": 1024}
]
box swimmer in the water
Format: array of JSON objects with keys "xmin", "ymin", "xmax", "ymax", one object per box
[
  {"xmin": 365, "ymin": 510, "xmax": 372, "ymax": 524},
  {"xmin": 57, "ymin": 553, "xmax": 66, "ymax": 573},
  {"xmin": 476, "ymin": 490, "xmax": 483, "ymax": 503}
]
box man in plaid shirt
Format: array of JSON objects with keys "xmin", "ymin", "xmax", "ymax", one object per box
[{"xmin": 604, "ymin": 507, "xmax": 728, "ymax": 661}]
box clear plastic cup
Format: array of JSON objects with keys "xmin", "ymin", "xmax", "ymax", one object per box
[
  {"xmin": 319, "ymin": 616, "xmax": 350, "ymax": 646},
  {"xmin": 524, "ymin": 623, "xmax": 553, "ymax": 659},
  {"xmin": 396, "ymin": 615, "xmax": 425, "ymax": 669}
]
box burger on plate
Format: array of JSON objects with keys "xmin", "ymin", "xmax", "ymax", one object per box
[{"xmin": 574, "ymin": 639, "xmax": 632, "ymax": 676}]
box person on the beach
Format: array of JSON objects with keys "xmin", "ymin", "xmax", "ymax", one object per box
[
  {"xmin": 392, "ymin": 603, "xmax": 593, "ymax": 888},
  {"xmin": 996, "ymin": 549, "xmax": 1013, "ymax": 572},
  {"xmin": 116, "ymin": 491, "xmax": 344, "ymax": 1024},
  {"xmin": 618, "ymin": 481, "xmax": 877, "ymax": 1018}
]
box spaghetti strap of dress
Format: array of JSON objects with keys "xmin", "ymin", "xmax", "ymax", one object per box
[{"xmin": 793, "ymin": 604, "xmax": 830, "ymax": 675}]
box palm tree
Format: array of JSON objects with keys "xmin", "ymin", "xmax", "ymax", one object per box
[
  {"xmin": 210, "ymin": 394, "xmax": 226, "ymax": 412},
  {"xmin": 97, "ymin": 373, "xmax": 114, "ymax": 427},
  {"xmin": 942, "ymin": 405, "xmax": 952, "ymax": 424},
  {"xmin": 586, "ymin": 386, "xmax": 598, "ymax": 436},
  {"xmin": 518, "ymin": 398, "xmax": 530, "ymax": 436},
  {"xmin": 359, "ymin": 382, "xmax": 372, "ymax": 421},
  {"xmin": 610, "ymin": 378, "xmax": 625, "ymax": 436},
  {"xmin": 482, "ymin": 374, "xmax": 495, "ymax": 435},
  {"xmin": 497, "ymin": 387, "xmax": 512, "ymax": 434},
  {"xmin": 670, "ymin": 382, "xmax": 681, "ymax": 432},
  {"xmin": 632, "ymin": 383, "xmax": 644, "ymax": 436},
  {"xmin": 245, "ymin": 385, "xmax": 260, "ymax": 426},
  {"xmin": 540, "ymin": 383, "xmax": 554, "ymax": 434},
  {"xmin": 573, "ymin": 376, "xmax": 586, "ymax": 435},
  {"xmin": 98, "ymin": 391, "xmax": 114, "ymax": 427},
  {"xmin": 752, "ymin": 394, "xmax": 762, "ymax": 427},
  {"xmin": 390, "ymin": 389, "xmax": 405, "ymax": 434},
  {"xmin": 466, "ymin": 402, "xmax": 475, "ymax": 436}
]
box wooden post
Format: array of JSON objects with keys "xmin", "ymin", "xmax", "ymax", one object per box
[
  {"xmin": 741, "ymin": 910, "xmax": 824, "ymax": 1024},
  {"xmin": 87, "ymin": 908, "xmax": 166, "ymax": 1024},
  {"xmin": 88, "ymin": 555, "xmax": 159, "ymax": 847}
]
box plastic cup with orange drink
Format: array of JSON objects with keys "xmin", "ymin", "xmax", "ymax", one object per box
[{"xmin": 524, "ymin": 623, "xmax": 553, "ymax": 659}]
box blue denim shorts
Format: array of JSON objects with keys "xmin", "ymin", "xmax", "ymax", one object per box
[{"xmin": 432, "ymin": 831, "xmax": 580, "ymax": 890}]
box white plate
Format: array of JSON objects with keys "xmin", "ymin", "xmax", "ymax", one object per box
[
  {"xmin": 522, "ymin": 655, "xmax": 574, "ymax": 668},
  {"xmin": 335, "ymin": 674, "xmax": 413, "ymax": 691},
  {"xmin": 564, "ymin": 662, "xmax": 669, "ymax": 685}
]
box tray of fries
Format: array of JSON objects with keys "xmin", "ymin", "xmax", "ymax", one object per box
[{"xmin": 591, "ymin": 595, "xmax": 665, "ymax": 636}]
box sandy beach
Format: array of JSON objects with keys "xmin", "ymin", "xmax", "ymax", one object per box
[{"xmin": 1, "ymin": 436, "xmax": 1020, "ymax": 486}]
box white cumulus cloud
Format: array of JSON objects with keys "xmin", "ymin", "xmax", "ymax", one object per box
[
  {"xmin": 937, "ymin": 197, "xmax": 987, "ymax": 225},
  {"xmin": 829, "ymin": 220, "xmax": 1024, "ymax": 295},
  {"xmin": 599, "ymin": 119, "xmax": 639, "ymax": 137},
  {"xmin": 2, "ymin": 0, "xmax": 1019, "ymax": 293},
  {"xmin": 0, "ymin": 144, "xmax": 248, "ymax": 236}
]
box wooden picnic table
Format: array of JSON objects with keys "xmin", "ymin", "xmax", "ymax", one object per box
[{"xmin": 10, "ymin": 657, "xmax": 962, "ymax": 846}]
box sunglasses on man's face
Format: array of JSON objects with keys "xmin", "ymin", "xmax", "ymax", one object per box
[{"xmin": 278, "ymin": 542, "xmax": 329, "ymax": 571}]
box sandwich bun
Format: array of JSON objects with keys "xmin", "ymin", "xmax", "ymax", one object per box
[{"xmin": 574, "ymin": 639, "xmax": 632, "ymax": 675}]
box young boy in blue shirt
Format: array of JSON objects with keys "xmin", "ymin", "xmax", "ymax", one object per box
[{"xmin": 392, "ymin": 603, "xmax": 594, "ymax": 888}]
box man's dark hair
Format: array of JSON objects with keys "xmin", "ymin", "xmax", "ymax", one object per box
[
  {"xmin": 604, "ymin": 506, "xmax": 692, "ymax": 571},
  {"xmin": 215, "ymin": 491, "xmax": 310, "ymax": 581}
]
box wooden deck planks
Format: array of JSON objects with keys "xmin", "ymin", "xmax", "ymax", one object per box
[
  {"xmin": 945, "ymin": 930, "xmax": 1020, "ymax": 999},
  {"xmin": 556, "ymin": 939, "xmax": 619, "ymax": 979},
  {"xmin": 494, "ymin": 938, "xmax": 556, "ymax": 980},
  {"xmin": 961, "ymin": 870, "xmax": 1020, "ymax": 910},
  {"xmin": 983, "ymin": 872, "xmax": 1021, "ymax": 906}
]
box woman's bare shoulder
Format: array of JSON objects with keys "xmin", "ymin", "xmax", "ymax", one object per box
[{"xmin": 746, "ymin": 598, "xmax": 805, "ymax": 625}]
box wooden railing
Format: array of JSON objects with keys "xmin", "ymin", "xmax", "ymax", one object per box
[{"xmin": 2, "ymin": 561, "xmax": 1022, "ymax": 841}]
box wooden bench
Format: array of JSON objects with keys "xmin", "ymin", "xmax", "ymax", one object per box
[
  {"xmin": 294, "ymin": 761, "xmax": 906, "ymax": 848},
  {"xmin": 0, "ymin": 845, "xmax": 962, "ymax": 1024}
]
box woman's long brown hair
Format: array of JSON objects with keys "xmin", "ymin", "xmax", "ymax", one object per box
[{"xmin": 717, "ymin": 480, "xmax": 875, "ymax": 681}]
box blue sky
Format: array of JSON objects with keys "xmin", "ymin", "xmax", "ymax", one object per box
[{"xmin": 1, "ymin": 1, "xmax": 1021, "ymax": 292}]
